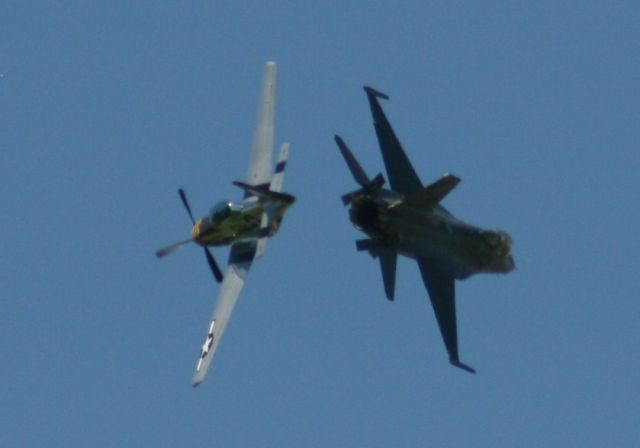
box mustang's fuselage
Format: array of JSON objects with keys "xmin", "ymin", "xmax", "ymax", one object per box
[
  {"xmin": 191, "ymin": 197, "xmax": 293, "ymax": 247},
  {"xmin": 349, "ymin": 190, "xmax": 514, "ymax": 279}
]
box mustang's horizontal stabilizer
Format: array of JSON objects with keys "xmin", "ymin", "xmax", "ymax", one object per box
[
  {"xmin": 232, "ymin": 181, "xmax": 295, "ymax": 205},
  {"xmin": 399, "ymin": 174, "xmax": 460, "ymax": 210}
]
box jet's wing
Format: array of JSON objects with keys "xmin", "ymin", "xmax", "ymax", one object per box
[
  {"xmin": 416, "ymin": 258, "xmax": 475, "ymax": 374},
  {"xmin": 191, "ymin": 241, "xmax": 257, "ymax": 386},
  {"xmin": 246, "ymin": 61, "xmax": 277, "ymax": 186},
  {"xmin": 364, "ymin": 86, "xmax": 422, "ymax": 196}
]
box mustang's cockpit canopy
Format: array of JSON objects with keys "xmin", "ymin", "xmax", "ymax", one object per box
[{"xmin": 209, "ymin": 201, "xmax": 233, "ymax": 222}]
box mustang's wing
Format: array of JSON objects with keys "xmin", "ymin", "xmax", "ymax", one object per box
[
  {"xmin": 191, "ymin": 241, "xmax": 257, "ymax": 386},
  {"xmin": 416, "ymin": 259, "xmax": 475, "ymax": 374},
  {"xmin": 246, "ymin": 61, "xmax": 277, "ymax": 186},
  {"xmin": 364, "ymin": 86, "xmax": 422, "ymax": 196}
]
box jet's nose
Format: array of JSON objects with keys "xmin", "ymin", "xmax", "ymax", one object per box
[
  {"xmin": 497, "ymin": 230, "xmax": 512, "ymax": 248},
  {"xmin": 504, "ymin": 254, "xmax": 516, "ymax": 272}
]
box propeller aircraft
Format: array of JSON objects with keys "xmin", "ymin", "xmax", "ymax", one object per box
[
  {"xmin": 156, "ymin": 61, "xmax": 294, "ymax": 386},
  {"xmin": 334, "ymin": 86, "xmax": 514, "ymax": 373}
]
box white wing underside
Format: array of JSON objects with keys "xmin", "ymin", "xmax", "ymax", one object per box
[
  {"xmin": 246, "ymin": 61, "xmax": 277, "ymax": 185},
  {"xmin": 191, "ymin": 260, "xmax": 252, "ymax": 386}
]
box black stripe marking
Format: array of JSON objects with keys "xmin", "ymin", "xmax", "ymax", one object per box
[
  {"xmin": 275, "ymin": 161, "xmax": 287, "ymax": 173},
  {"xmin": 229, "ymin": 242, "xmax": 257, "ymax": 264}
]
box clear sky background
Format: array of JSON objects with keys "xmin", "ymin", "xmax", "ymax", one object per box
[{"xmin": 2, "ymin": 2, "xmax": 638, "ymax": 446}]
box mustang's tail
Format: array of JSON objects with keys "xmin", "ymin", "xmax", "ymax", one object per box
[{"xmin": 269, "ymin": 143, "xmax": 289, "ymax": 193}]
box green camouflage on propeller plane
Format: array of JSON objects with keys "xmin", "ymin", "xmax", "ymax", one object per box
[{"xmin": 156, "ymin": 62, "xmax": 294, "ymax": 386}]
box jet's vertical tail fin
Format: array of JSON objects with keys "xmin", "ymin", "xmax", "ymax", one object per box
[
  {"xmin": 379, "ymin": 249, "xmax": 397, "ymax": 301},
  {"xmin": 335, "ymin": 135, "xmax": 370, "ymax": 186},
  {"xmin": 363, "ymin": 86, "xmax": 423, "ymax": 196},
  {"xmin": 269, "ymin": 143, "xmax": 289, "ymax": 193},
  {"xmin": 335, "ymin": 135, "xmax": 386, "ymax": 205}
]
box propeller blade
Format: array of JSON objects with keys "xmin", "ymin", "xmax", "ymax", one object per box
[
  {"xmin": 156, "ymin": 238, "xmax": 193, "ymax": 258},
  {"xmin": 204, "ymin": 247, "xmax": 224, "ymax": 283},
  {"xmin": 178, "ymin": 188, "xmax": 223, "ymax": 282},
  {"xmin": 178, "ymin": 188, "xmax": 196, "ymax": 224}
]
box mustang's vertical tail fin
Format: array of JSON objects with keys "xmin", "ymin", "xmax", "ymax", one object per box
[
  {"xmin": 379, "ymin": 249, "xmax": 397, "ymax": 301},
  {"xmin": 254, "ymin": 206, "xmax": 272, "ymax": 259},
  {"xmin": 269, "ymin": 143, "xmax": 289, "ymax": 193},
  {"xmin": 233, "ymin": 141, "xmax": 293, "ymax": 259}
]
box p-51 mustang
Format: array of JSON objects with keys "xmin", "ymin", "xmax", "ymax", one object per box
[
  {"xmin": 335, "ymin": 86, "xmax": 514, "ymax": 373},
  {"xmin": 156, "ymin": 61, "xmax": 294, "ymax": 386}
]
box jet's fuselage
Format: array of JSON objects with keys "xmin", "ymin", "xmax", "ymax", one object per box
[{"xmin": 349, "ymin": 192, "xmax": 514, "ymax": 279}]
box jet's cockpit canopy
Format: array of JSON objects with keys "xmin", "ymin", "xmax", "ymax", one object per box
[
  {"xmin": 209, "ymin": 201, "xmax": 233, "ymax": 222},
  {"xmin": 482, "ymin": 230, "xmax": 512, "ymax": 251}
]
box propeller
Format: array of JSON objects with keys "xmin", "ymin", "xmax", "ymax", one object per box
[
  {"xmin": 155, "ymin": 238, "xmax": 193, "ymax": 258},
  {"xmin": 156, "ymin": 189, "xmax": 224, "ymax": 283},
  {"xmin": 203, "ymin": 246, "xmax": 224, "ymax": 283},
  {"xmin": 177, "ymin": 188, "xmax": 224, "ymax": 283}
]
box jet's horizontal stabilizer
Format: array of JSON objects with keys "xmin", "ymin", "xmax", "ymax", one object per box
[
  {"xmin": 450, "ymin": 359, "xmax": 476, "ymax": 374},
  {"xmin": 356, "ymin": 239, "xmax": 397, "ymax": 299},
  {"xmin": 364, "ymin": 86, "xmax": 390, "ymax": 100},
  {"xmin": 355, "ymin": 238, "xmax": 385, "ymax": 253},
  {"xmin": 232, "ymin": 181, "xmax": 295, "ymax": 205},
  {"xmin": 399, "ymin": 174, "xmax": 460, "ymax": 210},
  {"xmin": 379, "ymin": 249, "xmax": 397, "ymax": 301}
]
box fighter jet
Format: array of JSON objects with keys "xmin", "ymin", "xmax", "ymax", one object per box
[
  {"xmin": 334, "ymin": 86, "xmax": 514, "ymax": 373},
  {"xmin": 156, "ymin": 61, "xmax": 295, "ymax": 386}
]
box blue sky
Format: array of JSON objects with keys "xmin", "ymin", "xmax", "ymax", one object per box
[{"xmin": 2, "ymin": 2, "xmax": 638, "ymax": 446}]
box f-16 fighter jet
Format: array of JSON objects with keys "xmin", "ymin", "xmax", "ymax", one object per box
[
  {"xmin": 156, "ymin": 62, "xmax": 294, "ymax": 386},
  {"xmin": 335, "ymin": 86, "xmax": 514, "ymax": 373}
]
